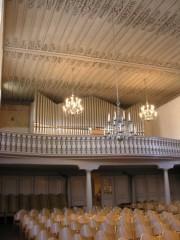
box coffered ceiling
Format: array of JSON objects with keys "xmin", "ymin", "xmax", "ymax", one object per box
[{"xmin": 1, "ymin": 0, "xmax": 180, "ymax": 108}]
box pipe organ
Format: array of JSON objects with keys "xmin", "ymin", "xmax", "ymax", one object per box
[
  {"xmin": 31, "ymin": 92, "xmax": 144, "ymax": 135},
  {"xmin": 127, "ymin": 103, "xmax": 145, "ymax": 135}
]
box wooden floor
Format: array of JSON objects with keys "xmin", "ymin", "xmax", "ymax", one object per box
[{"xmin": 0, "ymin": 217, "xmax": 19, "ymax": 240}]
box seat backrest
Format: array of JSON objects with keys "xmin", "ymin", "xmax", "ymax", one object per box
[{"xmin": 162, "ymin": 229, "xmax": 179, "ymax": 240}]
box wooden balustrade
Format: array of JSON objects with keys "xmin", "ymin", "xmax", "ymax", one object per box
[{"xmin": 0, "ymin": 130, "xmax": 180, "ymax": 157}]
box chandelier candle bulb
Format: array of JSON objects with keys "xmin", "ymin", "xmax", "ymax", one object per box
[
  {"xmin": 113, "ymin": 112, "xmax": 117, "ymax": 125},
  {"xmin": 108, "ymin": 113, "xmax": 110, "ymax": 122},
  {"xmin": 123, "ymin": 110, "xmax": 125, "ymax": 119},
  {"xmin": 134, "ymin": 126, "xmax": 137, "ymax": 135},
  {"xmin": 114, "ymin": 111, "xmax": 116, "ymax": 121},
  {"xmin": 130, "ymin": 124, "xmax": 134, "ymax": 133},
  {"xmin": 128, "ymin": 112, "xmax": 131, "ymax": 121}
]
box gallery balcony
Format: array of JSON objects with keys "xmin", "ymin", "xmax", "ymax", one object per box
[{"xmin": 0, "ymin": 130, "xmax": 179, "ymax": 159}]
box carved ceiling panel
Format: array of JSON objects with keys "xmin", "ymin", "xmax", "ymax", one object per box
[{"xmin": 2, "ymin": 0, "xmax": 180, "ymax": 108}]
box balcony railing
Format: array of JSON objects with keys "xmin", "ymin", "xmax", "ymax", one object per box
[{"xmin": 0, "ymin": 130, "xmax": 180, "ymax": 158}]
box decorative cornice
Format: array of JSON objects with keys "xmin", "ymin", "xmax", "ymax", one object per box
[{"xmin": 4, "ymin": 47, "xmax": 180, "ymax": 73}]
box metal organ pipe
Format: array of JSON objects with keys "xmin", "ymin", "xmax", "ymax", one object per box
[{"xmin": 31, "ymin": 92, "xmax": 143, "ymax": 135}]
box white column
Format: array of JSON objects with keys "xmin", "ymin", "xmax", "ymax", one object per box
[
  {"xmin": 158, "ymin": 163, "xmax": 174, "ymax": 205},
  {"xmin": 163, "ymin": 168, "xmax": 171, "ymax": 205},
  {"xmin": 86, "ymin": 170, "xmax": 93, "ymax": 212}
]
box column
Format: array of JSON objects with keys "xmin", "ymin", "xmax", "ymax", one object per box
[
  {"xmin": 163, "ymin": 168, "xmax": 171, "ymax": 205},
  {"xmin": 158, "ymin": 163, "xmax": 174, "ymax": 205},
  {"xmin": 86, "ymin": 170, "xmax": 93, "ymax": 212}
]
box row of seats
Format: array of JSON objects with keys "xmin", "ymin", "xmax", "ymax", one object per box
[
  {"xmin": 16, "ymin": 206, "xmax": 180, "ymax": 240},
  {"xmin": 130, "ymin": 201, "xmax": 180, "ymax": 214},
  {"xmin": 0, "ymin": 194, "xmax": 67, "ymax": 218}
]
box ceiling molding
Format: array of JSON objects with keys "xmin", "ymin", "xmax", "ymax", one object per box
[{"xmin": 4, "ymin": 47, "xmax": 180, "ymax": 74}]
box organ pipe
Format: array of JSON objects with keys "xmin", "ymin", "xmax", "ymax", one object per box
[
  {"xmin": 126, "ymin": 103, "xmax": 144, "ymax": 135},
  {"xmin": 31, "ymin": 92, "xmax": 143, "ymax": 135}
]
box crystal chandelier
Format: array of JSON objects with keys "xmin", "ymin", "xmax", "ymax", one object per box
[
  {"xmin": 63, "ymin": 94, "xmax": 83, "ymax": 115},
  {"xmin": 104, "ymin": 19, "xmax": 137, "ymax": 140},
  {"xmin": 62, "ymin": 69, "xmax": 83, "ymax": 116},
  {"xmin": 139, "ymin": 80, "xmax": 157, "ymax": 121}
]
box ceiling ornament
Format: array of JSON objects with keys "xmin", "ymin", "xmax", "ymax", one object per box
[
  {"xmin": 10, "ymin": 0, "xmax": 180, "ymax": 38},
  {"xmin": 4, "ymin": 36, "xmax": 180, "ymax": 71},
  {"xmin": 139, "ymin": 79, "xmax": 157, "ymax": 121},
  {"xmin": 4, "ymin": 49, "xmax": 180, "ymax": 79}
]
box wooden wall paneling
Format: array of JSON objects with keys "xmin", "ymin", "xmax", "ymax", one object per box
[
  {"xmin": 134, "ymin": 175, "xmax": 147, "ymax": 202},
  {"xmin": 48, "ymin": 176, "xmax": 65, "ymax": 194},
  {"xmin": 67, "ymin": 176, "xmax": 71, "ymax": 208},
  {"xmin": 70, "ymin": 176, "xmax": 86, "ymax": 207},
  {"xmin": 157, "ymin": 175, "xmax": 165, "ymax": 202},
  {"xmin": 2, "ymin": 176, "xmax": 18, "ymax": 195},
  {"xmin": 145, "ymin": 175, "xmax": 158, "ymax": 201},
  {"xmin": 18, "ymin": 176, "xmax": 33, "ymax": 210},
  {"xmin": 169, "ymin": 174, "xmax": 180, "ymax": 201},
  {"xmin": 174, "ymin": 175, "xmax": 180, "ymax": 200},
  {"xmin": 101, "ymin": 176, "xmax": 115, "ymax": 207},
  {"xmin": 34, "ymin": 176, "xmax": 48, "ymax": 194},
  {"xmin": 19, "ymin": 176, "xmax": 33, "ymax": 195},
  {"xmin": 0, "ymin": 176, "xmax": 1, "ymax": 194},
  {"xmin": 115, "ymin": 175, "xmax": 130, "ymax": 206},
  {"xmin": 169, "ymin": 175, "xmax": 175, "ymax": 201},
  {"xmin": 0, "ymin": 175, "xmax": 19, "ymax": 213}
]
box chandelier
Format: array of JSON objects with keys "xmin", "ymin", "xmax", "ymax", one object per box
[
  {"xmin": 139, "ymin": 80, "xmax": 157, "ymax": 121},
  {"xmin": 63, "ymin": 94, "xmax": 83, "ymax": 115},
  {"xmin": 104, "ymin": 19, "xmax": 137, "ymax": 140},
  {"xmin": 62, "ymin": 69, "xmax": 83, "ymax": 116}
]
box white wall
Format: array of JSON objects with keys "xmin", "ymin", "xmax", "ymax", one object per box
[
  {"xmin": 152, "ymin": 97, "xmax": 180, "ymax": 140},
  {"xmin": 0, "ymin": 104, "xmax": 30, "ymax": 132}
]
